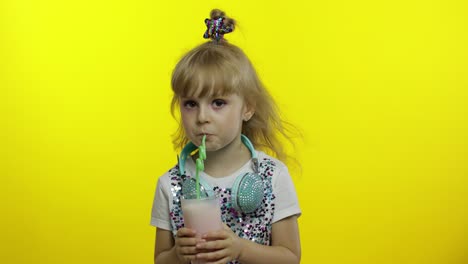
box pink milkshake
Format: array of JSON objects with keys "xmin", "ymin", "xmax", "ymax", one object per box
[{"xmin": 181, "ymin": 196, "xmax": 223, "ymax": 264}]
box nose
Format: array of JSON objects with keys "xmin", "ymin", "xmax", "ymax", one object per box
[{"xmin": 197, "ymin": 105, "xmax": 210, "ymax": 124}]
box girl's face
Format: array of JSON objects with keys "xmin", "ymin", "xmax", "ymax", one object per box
[{"xmin": 179, "ymin": 93, "xmax": 253, "ymax": 152}]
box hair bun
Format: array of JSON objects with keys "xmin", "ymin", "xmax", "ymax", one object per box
[
  {"xmin": 210, "ymin": 9, "xmax": 226, "ymax": 19},
  {"xmin": 203, "ymin": 9, "xmax": 235, "ymax": 42}
]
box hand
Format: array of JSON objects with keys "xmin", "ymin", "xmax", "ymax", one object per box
[
  {"xmin": 174, "ymin": 227, "xmax": 204, "ymax": 264},
  {"xmin": 195, "ymin": 224, "xmax": 243, "ymax": 264}
]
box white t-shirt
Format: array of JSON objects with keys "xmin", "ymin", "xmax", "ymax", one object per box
[{"xmin": 150, "ymin": 151, "xmax": 301, "ymax": 230}]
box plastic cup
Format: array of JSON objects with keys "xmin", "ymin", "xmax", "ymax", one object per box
[
  {"xmin": 181, "ymin": 196, "xmax": 223, "ymax": 264},
  {"xmin": 181, "ymin": 195, "xmax": 223, "ymax": 237}
]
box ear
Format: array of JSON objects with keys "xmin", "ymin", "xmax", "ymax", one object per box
[{"xmin": 242, "ymin": 104, "xmax": 255, "ymax": 122}]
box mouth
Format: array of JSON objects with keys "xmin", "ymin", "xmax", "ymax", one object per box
[{"xmin": 197, "ymin": 133, "xmax": 213, "ymax": 142}]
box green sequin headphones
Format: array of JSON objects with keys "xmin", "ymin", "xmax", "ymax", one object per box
[{"xmin": 178, "ymin": 134, "xmax": 264, "ymax": 214}]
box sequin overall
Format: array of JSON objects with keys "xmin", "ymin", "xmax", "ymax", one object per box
[{"xmin": 168, "ymin": 157, "xmax": 277, "ymax": 264}]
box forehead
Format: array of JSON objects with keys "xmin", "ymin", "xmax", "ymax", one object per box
[
  {"xmin": 173, "ymin": 59, "xmax": 244, "ymax": 99},
  {"xmin": 181, "ymin": 80, "xmax": 233, "ymax": 98}
]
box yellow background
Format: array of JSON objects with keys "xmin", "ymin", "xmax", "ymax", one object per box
[{"xmin": 1, "ymin": 0, "xmax": 467, "ymax": 263}]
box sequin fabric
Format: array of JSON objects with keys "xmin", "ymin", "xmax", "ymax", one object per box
[
  {"xmin": 168, "ymin": 158, "xmax": 277, "ymax": 264},
  {"xmin": 203, "ymin": 17, "xmax": 233, "ymax": 42}
]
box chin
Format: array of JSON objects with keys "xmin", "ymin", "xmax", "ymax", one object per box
[{"xmin": 205, "ymin": 142, "xmax": 222, "ymax": 152}]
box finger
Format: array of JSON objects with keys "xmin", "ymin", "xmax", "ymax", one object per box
[
  {"xmin": 180, "ymin": 254, "xmax": 198, "ymax": 263},
  {"xmin": 177, "ymin": 237, "xmax": 204, "ymax": 247},
  {"xmin": 178, "ymin": 245, "xmax": 199, "ymax": 255},
  {"xmin": 177, "ymin": 227, "xmax": 197, "ymax": 237},
  {"xmin": 202, "ymin": 229, "xmax": 229, "ymax": 240},
  {"xmin": 186, "ymin": 256, "xmax": 198, "ymax": 262},
  {"xmin": 197, "ymin": 248, "xmax": 229, "ymax": 261},
  {"xmin": 196, "ymin": 240, "xmax": 225, "ymax": 250}
]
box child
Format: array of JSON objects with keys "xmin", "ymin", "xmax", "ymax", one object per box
[{"xmin": 151, "ymin": 9, "xmax": 301, "ymax": 264}]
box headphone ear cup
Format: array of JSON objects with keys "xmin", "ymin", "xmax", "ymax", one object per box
[
  {"xmin": 231, "ymin": 172, "xmax": 264, "ymax": 214},
  {"xmin": 181, "ymin": 177, "xmax": 214, "ymax": 199}
]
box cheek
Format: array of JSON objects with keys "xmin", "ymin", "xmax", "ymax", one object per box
[
  {"xmin": 180, "ymin": 112, "xmax": 192, "ymax": 129},
  {"xmin": 180, "ymin": 107, "xmax": 192, "ymax": 119},
  {"xmin": 223, "ymin": 111, "xmax": 243, "ymax": 127}
]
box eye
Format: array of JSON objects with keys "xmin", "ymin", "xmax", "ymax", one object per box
[
  {"xmin": 212, "ymin": 99, "xmax": 226, "ymax": 108},
  {"xmin": 183, "ymin": 100, "xmax": 197, "ymax": 109}
]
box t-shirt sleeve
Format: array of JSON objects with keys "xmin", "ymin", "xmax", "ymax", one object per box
[
  {"xmin": 150, "ymin": 176, "xmax": 172, "ymax": 230},
  {"xmin": 272, "ymin": 163, "xmax": 302, "ymax": 223}
]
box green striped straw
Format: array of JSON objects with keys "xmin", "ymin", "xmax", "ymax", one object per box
[{"xmin": 195, "ymin": 135, "xmax": 206, "ymax": 199}]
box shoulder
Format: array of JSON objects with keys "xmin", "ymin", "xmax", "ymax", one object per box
[
  {"xmin": 156, "ymin": 164, "xmax": 180, "ymax": 187},
  {"xmin": 257, "ymin": 151, "xmax": 288, "ymax": 172},
  {"xmin": 257, "ymin": 151, "xmax": 293, "ymax": 189}
]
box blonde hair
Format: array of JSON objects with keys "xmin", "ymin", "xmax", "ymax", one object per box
[{"xmin": 170, "ymin": 10, "xmax": 297, "ymax": 163}]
